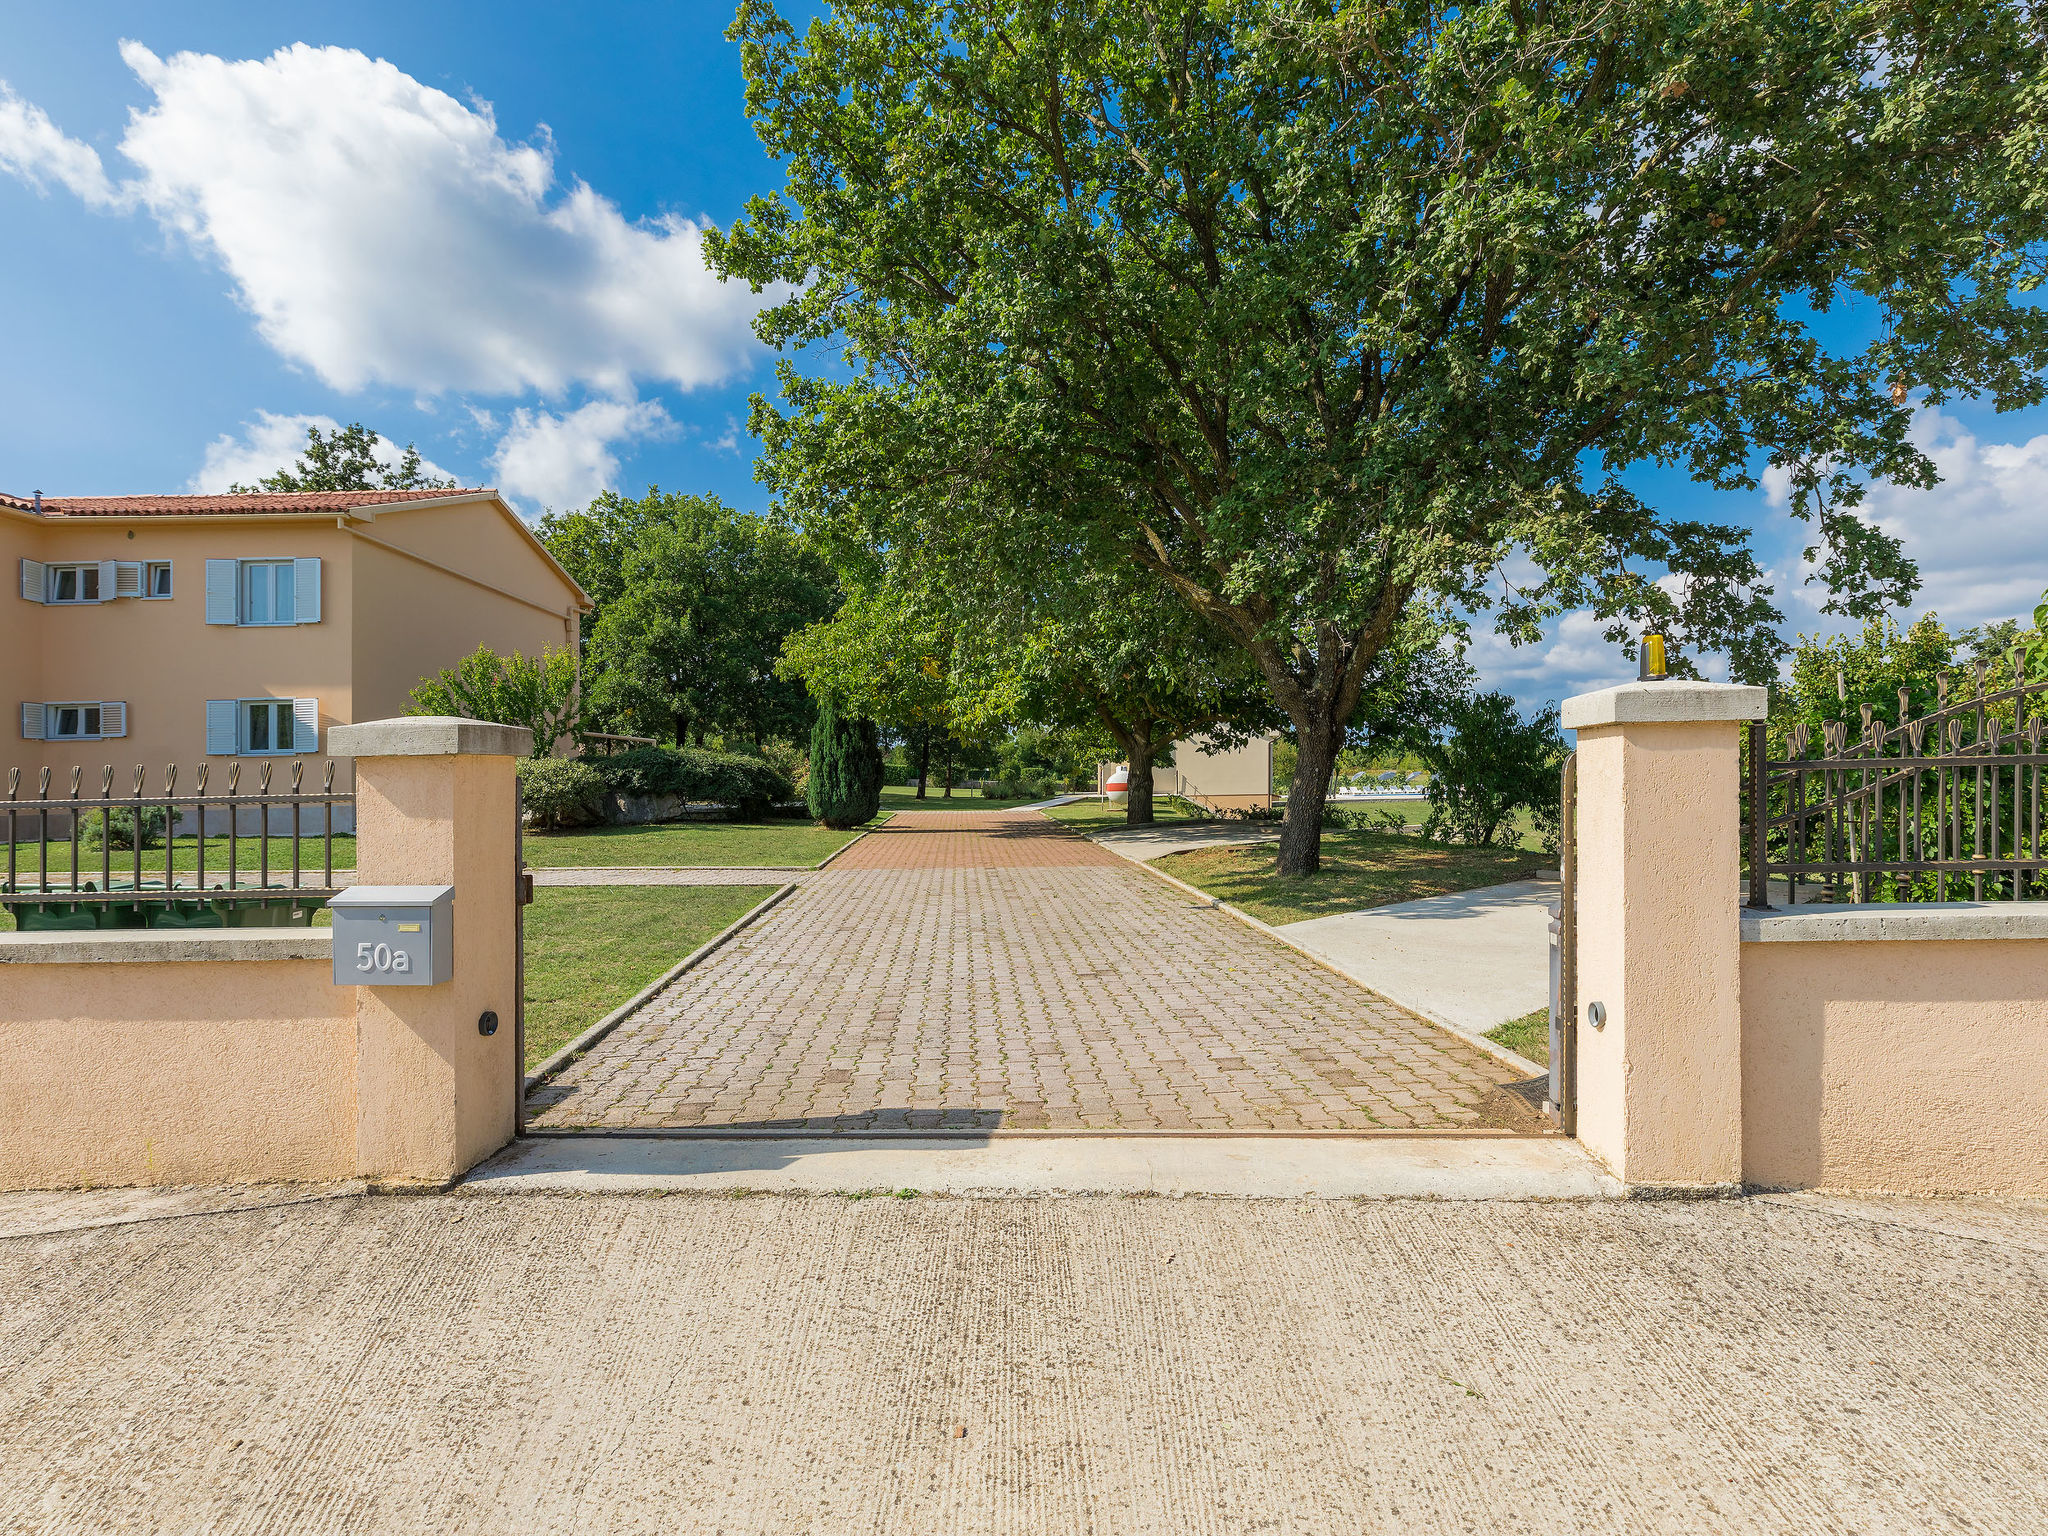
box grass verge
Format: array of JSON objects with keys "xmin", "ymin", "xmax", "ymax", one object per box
[
  {"xmin": 1040, "ymin": 799, "xmax": 1213, "ymax": 836},
  {"xmin": 880, "ymin": 785, "xmax": 1054, "ymax": 811},
  {"xmin": 522, "ymin": 818, "xmax": 879, "ymax": 868},
  {"xmin": 1485, "ymin": 1008, "xmax": 1551, "ymax": 1067},
  {"xmin": 522, "ymin": 884, "xmax": 776, "ymax": 1071},
  {"xmin": 3, "ymin": 835, "xmax": 357, "ymax": 877},
  {"xmin": 1156, "ymin": 827, "xmax": 1549, "ymax": 927}
]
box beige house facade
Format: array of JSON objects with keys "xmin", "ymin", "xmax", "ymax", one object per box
[
  {"xmin": 1100, "ymin": 732, "xmax": 1276, "ymax": 811},
  {"xmin": 3, "ymin": 489, "xmax": 588, "ymax": 791}
]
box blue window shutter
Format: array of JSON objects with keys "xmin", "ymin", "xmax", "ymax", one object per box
[
  {"xmin": 20, "ymin": 702, "xmax": 45, "ymax": 740},
  {"xmin": 205, "ymin": 560, "xmax": 239, "ymax": 624},
  {"xmin": 293, "ymin": 557, "xmax": 321, "ymax": 623},
  {"xmin": 19, "ymin": 559, "xmax": 44, "ymax": 603},
  {"xmin": 292, "ymin": 697, "xmax": 319, "ymax": 752},
  {"xmin": 206, "ymin": 699, "xmax": 239, "ymax": 756},
  {"xmin": 100, "ymin": 701, "xmax": 127, "ymax": 738}
]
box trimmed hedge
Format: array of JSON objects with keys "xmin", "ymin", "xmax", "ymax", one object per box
[
  {"xmin": 519, "ymin": 747, "xmax": 795, "ymax": 827},
  {"xmin": 518, "ymin": 757, "xmax": 608, "ymax": 829},
  {"xmin": 592, "ymin": 746, "xmax": 794, "ymax": 817}
]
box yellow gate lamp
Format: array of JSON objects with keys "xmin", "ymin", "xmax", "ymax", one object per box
[{"xmin": 1638, "ymin": 628, "xmax": 1670, "ymax": 682}]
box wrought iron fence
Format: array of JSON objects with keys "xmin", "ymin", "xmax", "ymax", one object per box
[
  {"xmin": 1745, "ymin": 653, "xmax": 2048, "ymax": 907},
  {"xmin": 3, "ymin": 760, "xmax": 354, "ymax": 931}
]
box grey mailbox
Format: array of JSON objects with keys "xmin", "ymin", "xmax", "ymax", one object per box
[{"xmin": 329, "ymin": 885, "xmax": 454, "ymax": 987}]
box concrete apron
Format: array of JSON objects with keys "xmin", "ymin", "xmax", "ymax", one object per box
[{"xmin": 462, "ymin": 1132, "xmax": 1620, "ymax": 1200}]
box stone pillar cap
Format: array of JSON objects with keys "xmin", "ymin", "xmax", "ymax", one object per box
[
  {"xmin": 327, "ymin": 716, "xmax": 536, "ymax": 758},
  {"xmin": 1561, "ymin": 681, "xmax": 1767, "ymax": 731}
]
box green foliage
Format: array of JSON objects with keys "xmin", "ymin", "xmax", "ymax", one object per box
[
  {"xmin": 517, "ymin": 758, "xmax": 608, "ymax": 830},
  {"xmin": 594, "ymin": 747, "xmax": 794, "ymax": 818},
  {"xmin": 230, "ymin": 422, "xmax": 453, "ymax": 493},
  {"xmin": 408, "ymin": 645, "xmax": 582, "ymax": 756},
  {"xmin": 714, "ymin": 0, "xmax": 2048, "ymax": 874},
  {"xmin": 78, "ymin": 806, "xmax": 171, "ymax": 851},
  {"xmin": 807, "ymin": 701, "xmax": 883, "ymax": 828},
  {"xmin": 1413, "ymin": 694, "xmax": 1565, "ymax": 849},
  {"xmin": 562, "ymin": 491, "xmax": 836, "ymax": 746}
]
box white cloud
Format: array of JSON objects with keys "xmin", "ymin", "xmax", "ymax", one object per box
[
  {"xmin": 189, "ymin": 410, "xmax": 458, "ymax": 492},
  {"xmin": 0, "ymin": 84, "xmax": 121, "ymax": 206},
  {"xmin": 488, "ymin": 398, "xmax": 673, "ymax": 511},
  {"xmin": 1, "ymin": 43, "xmax": 769, "ymax": 398}
]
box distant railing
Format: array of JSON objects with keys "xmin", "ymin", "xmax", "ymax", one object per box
[
  {"xmin": 3, "ymin": 761, "xmax": 353, "ymax": 930},
  {"xmin": 578, "ymin": 731, "xmax": 657, "ymax": 757},
  {"xmin": 1746, "ymin": 653, "xmax": 2048, "ymax": 907}
]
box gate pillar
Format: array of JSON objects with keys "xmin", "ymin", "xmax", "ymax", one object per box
[
  {"xmin": 1560, "ymin": 681, "xmax": 1766, "ymax": 1191},
  {"xmin": 329, "ymin": 716, "xmax": 531, "ymax": 1186}
]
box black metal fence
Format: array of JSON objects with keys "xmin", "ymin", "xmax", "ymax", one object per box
[
  {"xmin": 3, "ymin": 760, "xmax": 354, "ymax": 931},
  {"xmin": 1745, "ymin": 655, "xmax": 2048, "ymax": 907}
]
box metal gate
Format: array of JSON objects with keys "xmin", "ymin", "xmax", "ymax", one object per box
[{"xmin": 1547, "ymin": 752, "xmax": 1578, "ymax": 1135}]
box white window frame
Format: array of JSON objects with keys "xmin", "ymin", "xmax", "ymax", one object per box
[
  {"xmin": 45, "ymin": 563, "xmax": 102, "ymax": 604},
  {"xmin": 45, "ymin": 702, "xmax": 106, "ymax": 741},
  {"xmin": 239, "ymin": 560, "xmax": 297, "ymax": 626},
  {"xmin": 143, "ymin": 561, "xmax": 173, "ymax": 599},
  {"xmin": 240, "ymin": 697, "xmax": 297, "ymax": 754}
]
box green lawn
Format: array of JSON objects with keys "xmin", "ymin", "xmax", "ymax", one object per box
[
  {"xmin": 1156, "ymin": 827, "xmax": 1550, "ymax": 927},
  {"xmin": 1485, "ymin": 1008, "xmax": 1551, "ymax": 1066},
  {"xmin": 523, "ymin": 885, "xmax": 776, "ymax": 1070},
  {"xmin": 521, "ymin": 816, "xmax": 881, "ymax": 868},
  {"xmin": 3, "ymin": 834, "xmax": 357, "ymax": 879},
  {"xmin": 1040, "ymin": 798, "xmax": 1214, "ymax": 836},
  {"xmin": 880, "ymin": 784, "xmax": 1056, "ymax": 811}
]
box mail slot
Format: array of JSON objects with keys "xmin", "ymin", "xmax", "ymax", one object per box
[{"xmin": 328, "ymin": 885, "xmax": 454, "ymax": 987}]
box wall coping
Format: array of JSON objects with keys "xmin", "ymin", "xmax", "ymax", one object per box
[
  {"xmin": 0, "ymin": 928, "xmax": 332, "ymax": 964},
  {"xmin": 327, "ymin": 716, "xmax": 534, "ymax": 759},
  {"xmin": 1741, "ymin": 902, "xmax": 2048, "ymax": 943},
  {"xmin": 1561, "ymin": 681, "xmax": 1767, "ymax": 731}
]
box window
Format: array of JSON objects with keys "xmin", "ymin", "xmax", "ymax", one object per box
[
  {"xmin": 49, "ymin": 703, "xmax": 103, "ymax": 740},
  {"xmin": 243, "ymin": 699, "xmax": 296, "ymax": 754},
  {"xmin": 240, "ymin": 561, "xmax": 295, "ymax": 625},
  {"xmin": 145, "ymin": 562, "xmax": 172, "ymax": 598},
  {"xmin": 47, "ymin": 564, "xmax": 100, "ymax": 604}
]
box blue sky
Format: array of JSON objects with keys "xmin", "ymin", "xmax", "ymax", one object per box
[{"xmin": 5, "ymin": 3, "xmax": 2047, "ymax": 709}]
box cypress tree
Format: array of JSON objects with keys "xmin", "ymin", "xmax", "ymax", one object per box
[{"xmin": 808, "ymin": 700, "xmax": 883, "ymax": 828}]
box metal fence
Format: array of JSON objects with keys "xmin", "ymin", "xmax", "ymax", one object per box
[
  {"xmin": 3, "ymin": 760, "xmax": 354, "ymax": 930},
  {"xmin": 1745, "ymin": 655, "xmax": 2048, "ymax": 907}
]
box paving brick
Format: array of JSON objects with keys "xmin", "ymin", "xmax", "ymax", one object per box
[{"xmin": 530, "ymin": 810, "xmax": 1534, "ymax": 1133}]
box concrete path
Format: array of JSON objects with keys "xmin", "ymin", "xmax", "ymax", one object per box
[
  {"xmin": 472, "ymin": 1132, "xmax": 1615, "ymax": 1199},
  {"xmin": 1275, "ymin": 878, "xmax": 1558, "ymax": 1050},
  {"xmin": 5, "ymin": 1188, "xmax": 2046, "ymax": 1532},
  {"xmin": 528, "ymin": 812, "xmax": 1534, "ymax": 1134},
  {"xmin": 1088, "ymin": 821, "xmax": 1281, "ymax": 860}
]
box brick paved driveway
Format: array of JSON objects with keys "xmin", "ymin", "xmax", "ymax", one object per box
[{"xmin": 527, "ymin": 811, "xmax": 1535, "ymax": 1132}]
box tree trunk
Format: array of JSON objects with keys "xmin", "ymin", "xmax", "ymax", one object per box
[
  {"xmin": 674, "ymin": 712, "xmax": 690, "ymax": 749},
  {"xmin": 915, "ymin": 727, "xmax": 930, "ymax": 799},
  {"xmin": 1125, "ymin": 731, "xmax": 1157, "ymax": 826},
  {"xmin": 1277, "ymin": 716, "xmax": 1342, "ymax": 877},
  {"xmin": 943, "ymin": 738, "xmax": 954, "ymax": 798}
]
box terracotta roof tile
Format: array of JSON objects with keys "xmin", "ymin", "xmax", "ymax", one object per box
[{"xmin": 0, "ymin": 488, "xmax": 493, "ymax": 517}]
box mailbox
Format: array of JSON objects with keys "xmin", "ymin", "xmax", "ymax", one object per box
[{"xmin": 329, "ymin": 885, "xmax": 454, "ymax": 987}]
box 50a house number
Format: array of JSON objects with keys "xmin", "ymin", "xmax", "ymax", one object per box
[{"xmin": 354, "ymin": 941, "xmax": 413, "ymax": 975}]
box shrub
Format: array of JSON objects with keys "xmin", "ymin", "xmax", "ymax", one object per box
[
  {"xmin": 78, "ymin": 806, "xmax": 171, "ymax": 850},
  {"xmin": 1414, "ymin": 692, "xmax": 1565, "ymax": 849},
  {"xmin": 593, "ymin": 746, "xmax": 794, "ymax": 817},
  {"xmin": 518, "ymin": 758, "xmax": 607, "ymax": 829},
  {"xmin": 409, "ymin": 644, "xmax": 582, "ymax": 756},
  {"xmin": 808, "ymin": 702, "xmax": 882, "ymax": 828}
]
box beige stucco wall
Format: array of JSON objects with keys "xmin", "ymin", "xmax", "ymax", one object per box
[
  {"xmin": 0, "ymin": 955, "xmax": 356, "ymax": 1187},
  {"xmin": 1742, "ymin": 938, "xmax": 2048, "ymax": 1196},
  {"xmin": 1572, "ymin": 718, "xmax": 1746, "ymax": 1188},
  {"xmin": 4, "ymin": 498, "xmax": 582, "ymax": 788},
  {"xmin": 1164, "ymin": 733, "xmax": 1273, "ymax": 805},
  {"xmin": 350, "ymin": 748, "xmax": 522, "ymax": 1183}
]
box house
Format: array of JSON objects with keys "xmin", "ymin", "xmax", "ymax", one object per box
[
  {"xmin": 1098, "ymin": 732, "xmax": 1275, "ymax": 811},
  {"xmin": 4, "ymin": 488, "xmax": 589, "ymax": 807}
]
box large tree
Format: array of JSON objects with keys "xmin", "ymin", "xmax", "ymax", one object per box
[
  {"xmin": 712, "ymin": 0, "xmax": 2048, "ymax": 875},
  {"xmin": 231, "ymin": 422, "xmax": 454, "ymax": 494},
  {"xmin": 578, "ymin": 494, "xmax": 837, "ymax": 747}
]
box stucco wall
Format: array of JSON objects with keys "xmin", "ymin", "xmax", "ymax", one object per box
[
  {"xmin": 0, "ymin": 953, "xmax": 356, "ymax": 1188},
  {"xmin": 1742, "ymin": 937, "xmax": 2048, "ymax": 1196},
  {"xmin": 1165, "ymin": 733, "xmax": 1273, "ymax": 804},
  {"xmin": 348, "ymin": 532, "xmax": 578, "ymax": 728},
  {"xmin": 4, "ymin": 517, "xmax": 357, "ymax": 785}
]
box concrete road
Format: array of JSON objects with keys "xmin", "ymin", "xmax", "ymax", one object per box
[{"xmin": 4, "ymin": 1188, "xmax": 2046, "ymax": 1533}]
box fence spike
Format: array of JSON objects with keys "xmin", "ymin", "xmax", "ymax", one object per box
[
  {"xmin": 258, "ymin": 761, "xmax": 273, "ymax": 795},
  {"xmin": 132, "ymin": 765, "xmax": 145, "ymax": 796},
  {"xmin": 37, "ymin": 768, "xmax": 51, "ymax": 798},
  {"xmin": 195, "ymin": 763, "xmax": 209, "ymax": 794},
  {"xmin": 6, "ymin": 768, "xmax": 17, "ymax": 801},
  {"xmin": 290, "ymin": 761, "xmax": 304, "ymax": 793},
  {"xmin": 68, "ymin": 766, "xmax": 81, "ymax": 799},
  {"xmin": 164, "ymin": 764, "xmax": 178, "ymax": 797},
  {"xmin": 227, "ymin": 763, "xmax": 240, "ymax": 795},
  {"xmin": 322, "ymin": 761, "xmax": 335, "ymax": 792}
]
